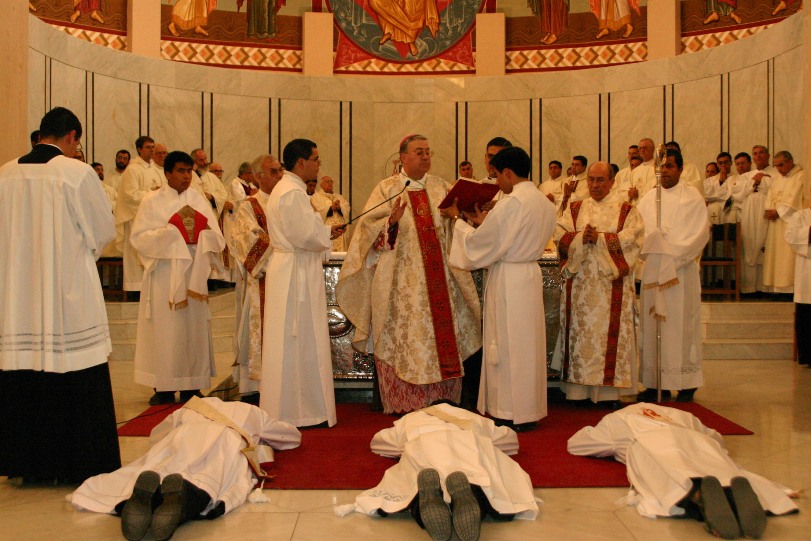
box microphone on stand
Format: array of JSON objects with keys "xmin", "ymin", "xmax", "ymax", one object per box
[{"xmin": 345, "ymin": 180, "xmax": 411, "ymax": 226}]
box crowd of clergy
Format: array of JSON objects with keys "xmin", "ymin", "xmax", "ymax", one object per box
[{"xmin": 2, "ymin": 107, "xmax": 805, "ymax": 541}]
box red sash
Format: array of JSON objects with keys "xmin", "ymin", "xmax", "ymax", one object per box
[
  {"xmin": 246, "ymin": 197, "xmax": 269, "ymax": 335},
  {"xmin": 407, "ymin": 189, "xmax": 462, "ymax": 380}
]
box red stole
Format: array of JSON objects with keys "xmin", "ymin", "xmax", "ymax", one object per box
[
  {"xmin": 407, "ymin": 189, "xmax": 462, "ymax": 380},
  {"xmin": 245, "ymin": 197, "xmax": 270, "ymax": 334},
  {"xmin": 168, "ymin": 205, "xmax": 209, "ymax": 244}
]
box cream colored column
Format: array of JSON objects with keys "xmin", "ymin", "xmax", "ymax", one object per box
[
  {"xmin": 303, "ymin": 12, "xmax": 333, "ymax": 77},
  {"xmin": 647, "ymin": 0, "xmax": 680, "ymax": 60},
  {"xmin": 1, "ymin": 2, "xmax": 28, "ymax": 164},
  {"xmin": 476, "ymin": 13, "xmax": 505, "ymax": 77},
  {"xmin": 127, "ymin": 0, "xmax": 161, "ymax": 58}
]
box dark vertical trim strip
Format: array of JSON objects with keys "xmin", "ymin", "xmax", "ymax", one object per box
[
  {"xmin": 339, "ymin": 101, "xmax": 344, "ymax": 195},
  {"xmin": 726, "ymin": 73, "xmax": 730, "ymax": 151},
  {"xmin": 539, "ymin": 98, "xmax": 543, "ymax": 171},
  {"xmin": 454, "ymin": 104, "xmax": 459, "ymax": 169},
  {"xmin": 90, "ymin": 73, "xmax": 95, "ymax": 161},
  {"xmin": 277, "ymin": 100, "xmax": 282, "ymax": 158},
  {"xmin": 662, "ymin": 86, "xmax": 667, "ymax": 145},
  {"xmin": 138, "ymin": 84, "xmax": 143, "ymax": 136},
  {"xmin": 268, "ymin": 98, "xmax": 272, "ymax": 154},
  {"xmin": 770, "ymin": 59, "xmax": 775, "ymax": 151},
  {"xmin": 670, "ymin": 84, "xmax": 675, "ymax": 141},
  {"xmin": 529, "ymin": 98, "xmax": 533, "ymax": 182},
  {"xmin": 48, "ymin": 58, "xmax": 52, "ymax": 112},
  {"xmin": 766, "ymin": 61, "xmax": 770, "ymax": 151},
  {"xmin": 200, "ymin": 93, "xmax": 205, "ymax": 150},
  {"xmin": 146, "ymin": 85, "xmax": 151, "ymax": 135},
  {"xmin": 464, "ymin": 102, "xmax": 469, "ymax": 161},
  {"xmin": 719, "ymin": 75, "xmax": 724, "ymax": 151},
  {"xmin": 348, "ymin": 101, "xmax": 353, "ymax": 217}
]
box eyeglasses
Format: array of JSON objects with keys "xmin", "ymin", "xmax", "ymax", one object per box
[
  {"xmin": 308, "ymin": 156, "xmax": 321, "ymax": 164},
  {"xmin": 210, "ymin": 169, "xmax": 224, "ymax": 174},
  {"xmin": 410, "ymin": 150, "xmax": 434, "ymax": 158}
]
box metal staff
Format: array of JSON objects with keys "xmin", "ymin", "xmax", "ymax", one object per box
[{"xmin": 653, "ymin": 144, "xmax": 666, "ymax": 403}]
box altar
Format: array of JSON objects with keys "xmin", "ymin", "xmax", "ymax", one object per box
[{"xmin": 323, "ymin": 254, "xmax": 563, "ymax": 383}]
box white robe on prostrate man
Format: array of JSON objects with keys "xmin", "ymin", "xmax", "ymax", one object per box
[
  {"xmin": 260, "ymin": 171, "xmax": 337, "ymax": 427},
  {"xmin": 449, "ymin": 181, "xmax": 556, "ymax": 424},
  {"xmin": 568, "ymin": 403, "xmax": 798, "ymax": 519},
  {"xmin": 130, "ymin": 183, "xmax": 225, "ymax": 393},
  {"xmin": 71, "ymin": 397, "xmax": 301, "ymax": 516}
]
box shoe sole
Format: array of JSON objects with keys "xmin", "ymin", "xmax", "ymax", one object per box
[
  {"xmin": 121, "ymin": 470, "xmax": 160, "ymax": 541},
  {"xmin": 446, "ymin": 471, "xmax": 481, "ymax": 541},
  {"xmin": 730, "ymin": 477, "xmax": 767, "ymax": 539},
  {"xmin": 417, "ymin": 469, "xmax": 452, "ymax": 541},
  {"xmin": 700, "ymin": 476, "xmax": 741, "ymax": 540},
  {"xmin": 152, "ymin": 474, "xmax": 186, "ymax": 541}
]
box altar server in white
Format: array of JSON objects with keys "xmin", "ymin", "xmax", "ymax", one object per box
[
  {"xmin": 730, "ymin": 151, "xmax": 771, "ymax": 293},
  {"xmin": 130, "ymin": 151, "xmax": 225, "ymax": 405},
  {"xmin": 116, "ymin": 136, "xmax": 164, "ymax": 292},
  {"xmin": 637, "ymin": 150, "xmax": 709, "ymax": 402},
  {"xmin": 0, "ymin": 107, "xmax": 120, "ymax": 483},
  {"xmin": 71, "ymin": 397, "xmax": 301, "ymax": 541},
  {"xmin": 763, "ymin": 150, "xmax": 805, "ymax": 293},
  {"xmin": 446, "ymin": 147, "xmax": 556, "ymax": 428},
  {"xmin": 786, "ymin": 208, "xmax": 811, "ymax": 366},
  {"xmin": 260, "ymin": 139, "xmax": 346, "ymax": 428},
  {"xmin": 568, "ymin": 403, "xmax": 798, "ymax": 538},
  {"xmin": 351, "ymin": 401, "xmax": 538, "ymax": 541},
  {"xmin": 311, "ymin": 175, "xmax": 351, "ymax": 252},
  {"xmin": 704, "ymin": 152, "xmax": 734, "ymax": 225}
]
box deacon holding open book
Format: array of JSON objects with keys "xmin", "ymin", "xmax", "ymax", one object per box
[
  {"xmin": 130, "ymin": 151, "xmax": 225, "ymax": 406},
  {"xmin": 445, "ymin": 147, "xmax": 556, "ymax": 430},
  {"xmin": 337, "ymin": 134, "xmax": 482, "ymax": 415}
]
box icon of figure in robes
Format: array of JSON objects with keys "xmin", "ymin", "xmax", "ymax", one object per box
[{"xmin": 367, "ymin": 0, "xmax": 440, "ymax": 56}]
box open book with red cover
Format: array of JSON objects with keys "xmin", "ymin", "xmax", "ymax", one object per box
[
  {"xmin": 439, "ymin": 179, "xmax": 501, "ymax": 214},
  {"xmin": 168, "ymin": 205, "xmax": 210, "ymax": 244}
]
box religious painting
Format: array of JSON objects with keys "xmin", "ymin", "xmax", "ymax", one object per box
[
  {"xmin": 29, "ymin": 0, "xmax": 127, "ymax": 32},
  {"xmin": 681, "ymin": 0, "xmax": 802, "ymax": 33},
  {"xmin": 330, "ymin": 0, "xmax": 482, "ymax": 67}
]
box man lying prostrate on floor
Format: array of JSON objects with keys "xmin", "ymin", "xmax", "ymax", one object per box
[
  {"xmin": 344, "ymin": 401, "xmax": 538, "ymax": 541},
  {"xmin": 70, "ymin": 397, "xmax": 301, "ymax": 541},
  {"xmin": 568, "ymin": 403, "xmax": 798, "ymax": 540}
]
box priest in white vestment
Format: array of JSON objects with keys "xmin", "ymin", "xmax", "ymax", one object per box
[
  {"xmin": 763, "ymin": 151, "xmax": 805, "ymax": 294},
  {"xmin": 260, "ymin": 139, "xmax": 346, "ymax": 428},
  {"xmin": 229, "ymin": 155, "xmax": 283, "ymax": 397},
  {"xmin": 559, "ymin": 155, "xmax": 590, "ymax": 214},
  {"xmin": 623, "ymin": 138, "xmax": 658, "ymax": 205},
  {"xmin": 664, "ymin": 141, "xmax": 704, "ymax": 199},
  {"xmin": 786, "ymin": 209, "xmax": 811, "ymax": 366},
  {"xmin": 115, "ymin": 137, "xmax": 164, "ymax": 292},
  {"xmin": 191, "ymin": 149, "xmax": 232, "ymax": 281},
  {"xmin": 568, "ymin": 403, "xmax": 798, "ymax": 524},
  {"xmin": 730, "ymin": 152, "xmax": 771, "ymax": 293},
  {"xmin": 637, "ymin": 150, "xmax": 709, "ymax": 402},
  {"xmin": 554, "ymin": 162, "xmax": 644, "ymax": 404},
  {"xmin": 71, "ymin": 397, "xmax": 301, "ymax": 539},
  {"xmin": 446, "ymin": 147, "xmax": 556, "ymax": 427},
  {"xmin": 352, "ymin": 402, "xmax": 538, "ymax": 536},
  {"xmin": 0, "ymin": 107, "xmax": 120, "ymax": 482},
  {"xmin": 311, "ymin": 175, "xmax": 351, "ymax": 252},
  {"xmin": 104, "ymin": 148, "xmax": 130, "ymax": 191},
  {"xmin": 539, "ymin": 159, "xmax": 565, "ymax": 206},
  {"xmin": 130, "ymin": 151, "xmax": 225, "ymax": 405},
  {"xmin": 474, "ymin": 137, "xmax": 513, "ymax": 209},
  {"xmin": 704, "ymin": 152, "xmax": 734, "ymax": 225},
  {"xmin": 223, "ymin": 162, "xmax": 256, "ymax": 284},
  {"xmin": 337, "ymin": 135, "xmax": 482, "ymax": 415}
]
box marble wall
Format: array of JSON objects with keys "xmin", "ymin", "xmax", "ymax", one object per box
[{"xmin": 28, "ymin": 13, "xmax": 804, "ymax": 218}]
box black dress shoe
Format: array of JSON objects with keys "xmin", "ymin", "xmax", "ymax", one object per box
[
  {"xmin": 417, "ymin": 468, "xmax": 452, "ymax": 541},
  {"xmin": 446, "ymin": 471, "xmax": 481, "ymax": 541},
  {"xmin": 121, "ymin": 470, "xmax": 161, "ymax": 541},
  {"xmin": 149, "ymin": 391, "xmax": 176, "ymax": 406},
  {"xmin": 152, "ymin": 474, "xmax": 187, "ymax": 541},
  {"xmin": 675, "ymin": 388, "xmax": 697, "ymax": 403},
  {"xmin": 178, "ymin": 390, "xmax": 203, "ymax": 402},
  {"xmin": 729, "ymin": 476, "xmax": 767, "ymax": 539},
  {"xmin": 636, "ymin": 388, "xmax": 672, "ymax": 403}
]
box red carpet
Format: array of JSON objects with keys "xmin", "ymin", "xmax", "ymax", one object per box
[
  {"xmin": 117, "ymin": 404, "xmax": 183, "ymax": 436},
  {"xmin": 117, "ymin": 401, "xmax": 752, "ymax": 489}
]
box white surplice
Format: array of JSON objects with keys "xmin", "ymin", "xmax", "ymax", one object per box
[
  {"xmin": 539, "ymin": 175, "xmax": 564, "ymax": 207},
  {"xmin": 553, "ymin": 192, "xmax": 644, "ymax": 403},
  {"xmin": 704, "ymin": 173, "xmax": 733, "ymax": 225},
  {"xmin": 115, "ymin": 156, "xmax": 165, "ymax": 291},
  {"xmin": 449, "ymin": 181, "xmax": 556, "ymax": 424},
  {"xmin": 681, "ymin": 161, "xmax": 705, "ymax": 199},
  {"xmin": 354, "ymin": 403, "xmax": 538, "ymax": 519},
  {"xmin": 731, "ymin": 169, "xmax": 772, "ymax": 292},
  {"xmin": 104, "ymin": 169, "xmax": 123, "ymax": 192},
  {"xmin": 70, "ymin": 398, "xmax": 301, "ymax": 516},
  {"xmin": 630, "ymin": 160, "xmax": 656, "ymax": 203},
  {"xmin": 259, "ymin": 172, "xmax": 336, "ymax": 428},
  {"xmin": 229, "ymin": 191, "xmax": 272, "ymax": 394},
  {"xmin": 0, "ymin": 151, "xmax": 115, "ymax": 373},
  {"xmin": 130, "ymin": 185, "xmax": 224, "ymax": 391},
  {"xmin": 100, "ymin": 181, "xmax": 123, "ymax": 257},
  {"xmin": 637, "ymin": 181, "xmax": 709, "ymax": 390},
  {"xmin": 568, "ymin": 403, "xmax": 798, "ymax": 518},
  {"xmin": 763, "ymin": 165, "xmax": 805, "ymax": 292},
  {"xmin": 785, "ymin": 209, "xmax": 811, "ymax": 304}
]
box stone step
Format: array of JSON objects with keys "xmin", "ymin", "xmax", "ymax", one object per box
[
  {"xmin": 703, "ymin": 338, "xmax": 793, "ymax": 361},
  {"xmin": 703, "ymin": 319, "xmax": 793, "ymax": 339},
  {"xmin": 701, "ymin": 302, "xmax": 794, "ymax": 321}
]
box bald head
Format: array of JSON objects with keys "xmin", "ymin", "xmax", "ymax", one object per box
[
  {"xmin": 587, "ymin": 161, "xmax": 614, "ymax": 201},
  {"xmin": 320, "ymin": 176, "xmax": 334, "ymax": 194}
]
